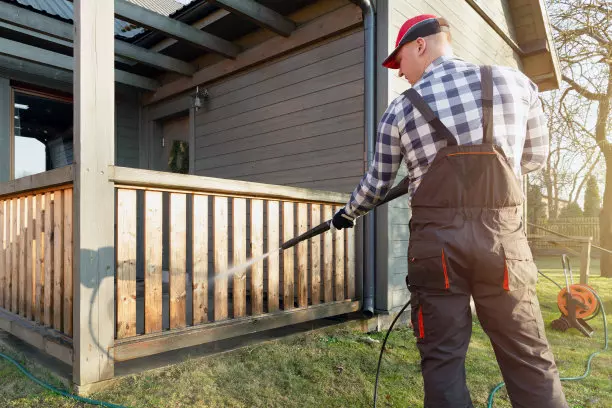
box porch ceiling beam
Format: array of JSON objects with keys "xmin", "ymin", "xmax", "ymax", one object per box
[
  {"xmin": 0, "ymin": 2, "xmax": 196, "ymax": 76},
  {"xmin": 0, "ymin": 38, "xmax": 160, "ymax": 90},
  {"xmin": 114, "ymin": 0, "xmax": 240, "ymax": 58},
  {"xmin": 208, "ymin": 0, "xmax": 296, "ymax": 37}
]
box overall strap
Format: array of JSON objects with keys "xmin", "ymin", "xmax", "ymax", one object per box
[
  {"xmin": 404, "ymin": 88, "xmax": 457, "ymax": 146},
  {"xmin": 480, "ymin": 65, "xmax": 494, "ymax": 144}
]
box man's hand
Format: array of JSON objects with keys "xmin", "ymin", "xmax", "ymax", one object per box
[{"xmin": 331, "ymin": 208, "xmax": 355, "ymax": 230}]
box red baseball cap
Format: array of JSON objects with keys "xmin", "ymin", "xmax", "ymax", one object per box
[{"xmin": 382, "ymin": 14, "xmax": 450, "ymax": 69}]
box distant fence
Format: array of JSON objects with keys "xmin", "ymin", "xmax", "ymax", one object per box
[{"xmin": 528, "ymin": 217, "xmax": 599, "ymax": 251}]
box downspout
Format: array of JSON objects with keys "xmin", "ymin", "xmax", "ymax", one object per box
[{"xmin": 355, "ymin": 0, "xmax": 376, "ymax": 318}]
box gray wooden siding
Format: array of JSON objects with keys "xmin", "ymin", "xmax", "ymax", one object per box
[
  {"xmin": 378, "ymin": 0, "xmax": 521, "ymax": 311},
  {"xmin": 0, "ymin": 77, "xmax": 9, "ymax": 182},
  {"xmin": 116, "ymin": 87, "xmax": 141, "ymax": 168},
  {"xmin": 193, "ymin": 29, "xmax": 365, "ymax": 194}
]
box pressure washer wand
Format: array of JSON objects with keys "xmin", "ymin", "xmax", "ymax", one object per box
[{"xmin": 280, "ymin": 177, "xmax": 410, "ymax": 251}]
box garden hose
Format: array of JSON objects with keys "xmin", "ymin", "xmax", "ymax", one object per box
[
  {"xmin": 486, "ymin": 272, "xmax": 608, "ymax": 408},
  {"xmin": 0, "ymin": 350, "xmax": 128, "ymax": 408}
]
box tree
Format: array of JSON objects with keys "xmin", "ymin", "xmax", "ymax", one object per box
[
  {"xmin": 584, "ymin": 176, "xmax": 602, "ymax": 216},
  {"xmin": 558, "ymin": 202, "xmax": 584, "ymax": 218},
  {"xmin": 548, "ymin": 0, "xmax": 612, "ymax": 277},
  {"xmin": 527, "ymin": 183, "xmax": 547, "ymax": 223}
]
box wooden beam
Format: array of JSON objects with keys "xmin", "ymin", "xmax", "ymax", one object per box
[
  {"xmin": 108, "ymin": 166, "xmax": 349, "ymax": 205},
  {"xmin": 143, "ymin": 4, "xmax": 363, "ymax": 105},
  {"xmin": 0, "ymin": 308, "xmax": 73, "ymax": 366},
  {"xmin": 112, "ymin": 300, "xmax": 360, "ymax": 361},
  {"xmin": 464, "ymin": 0, "xmax": 524, "ymax": 56},
  {"xmin": 114, "ymin": 0, "xmax": 240, "ymax": 58},
  {"xmin": 0, "ymin": 166, "xmax": 74, "ymax": 198},
  {"xmin": 73, "ymin": 0, "xmax": 116, "ymax": 386},
  {"xmin": 0, "ymin": 38, "xmax": 159, "ymax": 91},
  {"xmin": 0, "ymin": 2, "xmax": 195, "ymax": 76},
  {"xmin": 208, "ymin": 0, "xmax": 296, "ymax": 37}
]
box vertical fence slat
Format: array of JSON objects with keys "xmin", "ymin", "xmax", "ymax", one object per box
[
  {"xmin": 283, "ymin": 202, "xmax": 294, "ymax": 310},
  {"xmin": 63, "ymin": 189, "xmax": 73, "ymax": 336},
  {"xmin": 26, "ymin": 196, "xmax": 34, "ymax": 320},
  {"xmin": 250, "ymin": 199, "xmax": 264, "ymax": 316},
  {"xmin": 213, "ymin": 196, "xmax": 228, "ymax": 321},
  {"xmin": 346, "ymin": 226, "xmax": 355, "ymax": 300},
  {"xmin": 53, "ymin": 191, "xmax": 63, "ymax": 330},
  {"xmin": 334, "ymin": 206, "xmax": 345, "ymax": 301},
  {"xmin": 116, "ymin": 189, "xmax": 137, "ymax": 339},
  {"xmin": 233, "ymin": 198, "xmax": 247, "ymax": 318},
  {"xmin": 322, "ymin": 205, "xmax": 333, "ymax": 303},
  {"xmin": 296, "ymin": 203, "xmax": 308, "ymax": 308},
  {"xmin": 192, "ymin": 195, "xmax": 208, "ymax": 325},
  {"xmin": 19, "ymin": 197, "xmax": 26, "ymax": 317},
  {"xmin": 310, "ymin": 205, "xmax": 321, "ymax": 305},
  {"xmin": 6, "ymin": 199, "xmax": 13, "ymax": 310},
  {"xmin": 43, "ymin": 192, "xmax": 53, "ymax": 326},
  {"xmin": 0, "ymin": 200, "xmax": 4, "ymax": 308},
  {"xmin": 35, "ymin": 194, "xmax": 44, "ymax": 323},
  {"xmin": 12, "ymin": 198, "xmax": 19, "ymax": 313},
  {"xmin": 145, "ymin": 191, "xmax": 163, "ymax": 334},
  {"xmin": 267, "ymin": 201, "xmax": 279, "ymax": 313},
  {"xmin": 169, "ymin": 193, "xmax": 187, "ymax": 329}
]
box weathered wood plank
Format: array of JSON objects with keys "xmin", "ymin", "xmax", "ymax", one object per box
[
  {"xmin": 267, "ymin": 201, "xmax": 280, "ymax": 313},
  {"xmin": 0, "ymin": 166, "xmax": 73, "ymax": 198},
  {"xmin": 116, "ymin": 189, "xmax": 137, "ymax": 339},
  {"xmin": 43, "ymin": 193, "xmax": 52, "ymax": 326},
  {"xmin": 282, "ymin": 202, "xmax": 294, "ymax": 310},
  {"xmin": 19, "ymin": 197, "xmax": 26, "ymax": 317},
  {"xmin": 53, "ymin": 191, "xmax": 63, "ymax": 330},
  {"xmin": 144, "ymin": 191, "xmax": 163, "ymax": 334},
  {"xmin": 35, "ymin": 195, "xmax": 44, "ymax": 323},
  {"xmin": 250, "ymin": 199, "xmax": 264, "ymax": 315},
  {"xmin": 310, "ymin": 204, "xmax": 321, "ymax": 305},
  {"xmin": 26, "ymin": 196, "xmax": 34, "ymax": 320},
  {"xmin": 296, "ymin": 203, "xmax": 308, "ymax": 308},
  {"xmin": 346, "ymin": 225, "xmax": 355, "ymax": 300},
  {"xmin": 169, "ymin": 193, "xmax": 187, "ymax": 329},
  {"xmin": 322, "ymin": 205, "xmax": 333, "ymax": 303},
  {"xmin": 0, "ymin": 200, "xmax": 5, "ymax": 308},
  {"xmin": 4, "ymin": 199, "xmax": 11, "ymax": 310},
  {"xmin": 63, "ymin": 189, "xmax": 73, "ymax": 336},
  {"xmin": 208, "ymin": 0, "xmax": 296, "ymax": 36},
  {"xmin": 232, "ymin": 198, "xmax": 247, "ymax": 318},
  {"xmin": 12, "ymin": 198, "xmax": 19, "ymax": 314},
  {"xmin": 334, "ymin": 206, "xmax": 345, "ymax": 301},
  {"xmin": 192, "ymin": 195, "xmax": 208, "ymax": 325},
  {"xmin": 213, "ymin": 196, "xmax": 228, "ymax": 321}
]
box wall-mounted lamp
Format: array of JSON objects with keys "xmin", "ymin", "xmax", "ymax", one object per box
[{"xmin": 191, "ymin": 86, "xmax": 209, "ymax": 111}]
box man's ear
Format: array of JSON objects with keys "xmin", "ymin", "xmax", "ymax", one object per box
[{"xmin": 416, "ymin": 38, "xmax": 427, "ymax": 56}]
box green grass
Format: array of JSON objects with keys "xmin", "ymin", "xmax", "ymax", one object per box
[{"xmin": 1, "ymin": 256, "xmax": 610, "ymax": 408}]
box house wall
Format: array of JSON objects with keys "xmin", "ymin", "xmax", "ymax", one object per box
[
  {"xmin": 375, "ymin": 0, "xmax": 523, "ymax": 312},
  {"xmin": 192, "ymin": 29, "xmax": 365, "ymax": 193},
  {"xmin": 0, "ymin": 77, "xmax": 9, "ymax": 182},
  {"xmin": 116, "ymin": 87, "xmax": 141, "ymax": 168}
]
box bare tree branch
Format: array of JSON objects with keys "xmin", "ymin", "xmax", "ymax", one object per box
[{"xmin": 562, "ymin": 74, "xmax": 607, "ymax": 100}]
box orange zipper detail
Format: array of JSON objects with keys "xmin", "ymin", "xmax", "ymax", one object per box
[
  {"xmin": 441, "ymin": 248, "xmax": 450, "ymax": 289},
  {"xmin": 418, "ymin": 306, "xmax": 425, "ymax": 339},
  {"xmin": 503, "ymin": 260, "xmax": 510, "ymax": 291}
]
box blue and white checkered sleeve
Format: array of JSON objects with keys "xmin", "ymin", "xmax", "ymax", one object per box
[
  {"xmin": 344, "ymin": 102, "xmax": 403, "ymax": 218},
  {"xmin": 521, "ymin": 81, "xmax": 549, "ymax": 174}
]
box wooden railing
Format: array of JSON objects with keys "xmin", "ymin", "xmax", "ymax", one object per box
[
  {"xmin": 111, "ymin": 167, "xmax": 357, "ymax": 341},
  {"xmin": 0, "ymin": 167, "xmax": 74, "ymax": 338}
]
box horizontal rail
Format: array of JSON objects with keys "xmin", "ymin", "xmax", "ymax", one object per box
[
  {"xmin": 0, "ymin": 166, "xmax": 74, "ymax": 199},
  {"xmin": 528, "ymin": 222, "xmax": 612, "ymax": 255},
  {"xmin": 109, "ymin": 166, "xmax": 349, "ymax": 205},
  {"xmin": 0, "ymin": 308, "xmax": 73, "ymax": 366},
  {"xmin": 112, "ymin": 300, "xmax": 360, "ymax": 362}
]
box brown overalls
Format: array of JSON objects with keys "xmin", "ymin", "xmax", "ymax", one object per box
[{"xmin": 405, "ymin": 66, "xmax": 568, "ymax": 408}]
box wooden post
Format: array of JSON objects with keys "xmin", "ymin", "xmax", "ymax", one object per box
[
  {"xmin": 580, "ymin": 237, "xmax": 592, "ymax": 285},
  {"xmin": 72, "ymin": 0, "xmax": 116, "ymax": 387}
]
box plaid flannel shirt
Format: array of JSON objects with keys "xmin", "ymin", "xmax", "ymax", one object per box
[{"xmin": 344, "ymin": 55, "xmax": 549, "ymax": 218}]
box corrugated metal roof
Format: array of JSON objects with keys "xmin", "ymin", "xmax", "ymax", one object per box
[{"xmin": 9, "ymin": 0, "xmax": 192, "ymax": 38}]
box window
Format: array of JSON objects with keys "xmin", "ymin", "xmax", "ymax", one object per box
[{"xmin": 12, "ymin": 89, "xmax": 73, "ymax": 179}]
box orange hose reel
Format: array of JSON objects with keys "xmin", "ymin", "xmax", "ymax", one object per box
[{"xmin": 557, "ymin": 284, "xmax": 600, "ymax": 320}]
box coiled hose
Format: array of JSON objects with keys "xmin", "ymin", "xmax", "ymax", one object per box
[{"xmin": 0, "ymin": 350, "xmax": 128, "ymax": 407}]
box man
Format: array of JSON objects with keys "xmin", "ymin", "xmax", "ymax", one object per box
[{"xmin": 331, "ymin": 14, "xmax": 568, "ymax": 408}]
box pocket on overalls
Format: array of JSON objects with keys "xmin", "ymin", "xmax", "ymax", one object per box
[
  {"xmin": 407, "ymin": 241, "xmax": 450, "ymax": 290},
  {"xmin": 500, "ymin": 238, "xmax": 538, "ymax": 291},
  {"xmin": 409, "ymin": 293, "xmax": 426, "ymax": 340}
]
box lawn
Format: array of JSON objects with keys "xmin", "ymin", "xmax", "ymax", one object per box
[{"xmin": 0, "ymin": 256, "xmax": 610, "ymax": 408}]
